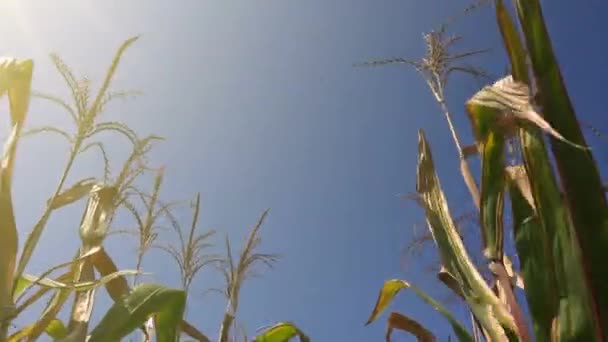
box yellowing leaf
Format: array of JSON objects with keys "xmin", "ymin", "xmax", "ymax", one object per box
[
  {"xmin": 253, "ymin": 322, "xmax": 309, "ymax": 342},
  {"xmin": 48, "ymin": 177, "xmax": 97, "ymax": 210},
  {"xmin": 366, "ymin": 279, "xmax": 408, "ymax": 325},
  {"xmin": 366, "ymin": 277, "xmax": 472, "ymax": 341}
]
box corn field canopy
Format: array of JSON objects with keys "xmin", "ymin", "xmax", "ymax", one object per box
[{"xmin": 0, "ymin": 1, "xmax": 607, "ymax": 341}]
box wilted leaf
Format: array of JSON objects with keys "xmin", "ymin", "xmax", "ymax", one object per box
[
  {"xmin": 366, "ymin": 279, "xmax": 472, "ymax": 342},
  {"xmin": 466, "ymin": 75, "xmax": 586, "ymax": 151},
  {"xmin": 437, "ymin": 267, "xmax": 463, "ymax": 299},
  {"xmin": 20, "ymin": 269, "xmax": 138, "ymax": 291},
  {"xmin": 416, "ymin": 130, "xmax": 515, "ymax": 340},
  {"xmin": 386, "ymin": 312, "xmax": 436, "ymax": 342},
  {"xmin": 91, "ymin": 247, "xmax": 130, "ymax": 302},
  {"xmin": 48, "ymin": 178, "xmax": 97, "ymax": 210},
  {"xmin": 14, "ymin": 246, "xmax": 101, "ymax": 303},
  {"xmin": 24, "ymin": 259, "xmax": 80, "ymax": 341}
]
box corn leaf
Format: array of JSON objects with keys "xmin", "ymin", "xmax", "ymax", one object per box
[
  {"xmin": 467, "ymin": 76, "xmax": 585, "ymax": 151},
  {"xmin": 508, "ymin": 171, "xmax": 556, "ymax": 342},
  {"xmin": 479, "ymin": 131, "xmax": 506, "ymax": 261},
  {"xmin": 386, "ymin": 311, "xmax": 436, "ymax": 342},
  {"xmin": 20, "ymin": 269, "xmax": 138, "ymax": 291},
  {"xmin": 0, "ymin": 125, "xmax": 20, "ymax": 338},
  {"xmin": 494, "ymin": 2, "xmax": 599, "ymax": 339},
  {"xmin": 91, "ymin": 247, "xmax": 130, "ymax": 302},
  {"xmin": 88, "ymin": 283, "xmax": 186, "ymax": 342},
  {"xmin": 0, "ymin": 58, "xmax": 32, "ymax": 339},
  {"xmin": 13, "ymin": 272, "xmax": 71, "ymax": 318},
  {"xmin": 47, "ymin": 177, "xmax": 97, "ymax": 210},
  {"xmin": 366, "ymin": 279, "xmax": 472, "ymax": 342},
  {"xmin": 253, "ymin": 322, "xmax": 309, "ymax": 342},
  {"xmin": 25, "ymin": 251, "xmax": 82, "ymax": 341},
  {"xmin": 515, "ymin": 0, "xmax": 608, "ymax": 335},
  {"xmin": 14, "ymin": 246, "xmax": 101, "ymax": 303},
  {"xmin": 416, "ymin": 130, "xmax": 516, "ymax": 340},
  {"xmin": 495, "ymin": 4, "xmax": 558, "ymax": 340},
  {"xmin": 64, "ymin": 183, "xmax": 118, "ymax": 341}
]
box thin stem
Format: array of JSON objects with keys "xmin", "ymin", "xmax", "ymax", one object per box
[
  {"xmin": 432, "ymin": 82, "xmax": 481, "ymax": 209},
  {"xmin": 438, "ymin": 98, "xmax": 464, "ymax": 156}
]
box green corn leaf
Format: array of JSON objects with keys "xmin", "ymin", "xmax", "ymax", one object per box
[
  {"xmin": 518, "ymin": 119, "xmax": 595, "ymax": 340},
  {"xmin": 479, "ymin": 130, "xmax": 506, "ymax": 261},
  {"xmin": 88, "ymin": 283, "xmax": 186, "ymax": 342},
  {"xmin": 416, "ymin": 130, "xmax": 516, "ymax": 340},
  {"xmin": 253, "ymin": 322, "xmax": 309, "ymax": 342},
  {"xmin": 495, "ymin": 0, "xmax": 529, "ymax": 84},
  {"xmin": 366, "ymin": 279, "xmax": 472, "ymax": 342},
  {"xmin": 495, "ymin": 4, "xmax": 559, "ymax": 340},
  {"xmin": 494, "ymin": 2, "xmax": 600, "ymax": 339},
  {"xmin": 515, "ymin": 0, "xmax": 608, "ymax": 336},
  {"xmin": 508, "ymin": 166, "xmax": 556, "ymax": 342},
  {"xmin": 90, "ymin": 247, "xmax": 211, "ymax": 342}
]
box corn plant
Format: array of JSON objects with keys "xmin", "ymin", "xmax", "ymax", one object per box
[
  {"xmin": 215, "ymin": 209, "xmax": 280, "ymax": 342},
  {"xmin": 364, "ymin": 1, "xmax": 608, "ymax": 341},
  {"xmin": 0, "ymin": 36, "xmax": 306, "ymax": 341}
]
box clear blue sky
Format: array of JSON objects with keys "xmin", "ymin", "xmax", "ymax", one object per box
[{"xmin": 2, "ymin": 1, "xmax": 608, "ymax": 341}]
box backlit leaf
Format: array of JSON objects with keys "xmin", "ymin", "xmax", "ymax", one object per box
[
  {"xmin": 253, "ymin": 322, "xmax": 309, "ymax": 342},
  {"xmin": 88, "ymin": 283, "xmax": 186, "ymax": 342},
  {"xmin": 366, "ymin": 279, "xmax": 472, "ymax": 342}
]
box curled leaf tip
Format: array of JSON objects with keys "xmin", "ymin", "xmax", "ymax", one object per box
[{"xmin": 467, "ymin": 75, "xmax": 589, "ymax": 150}]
